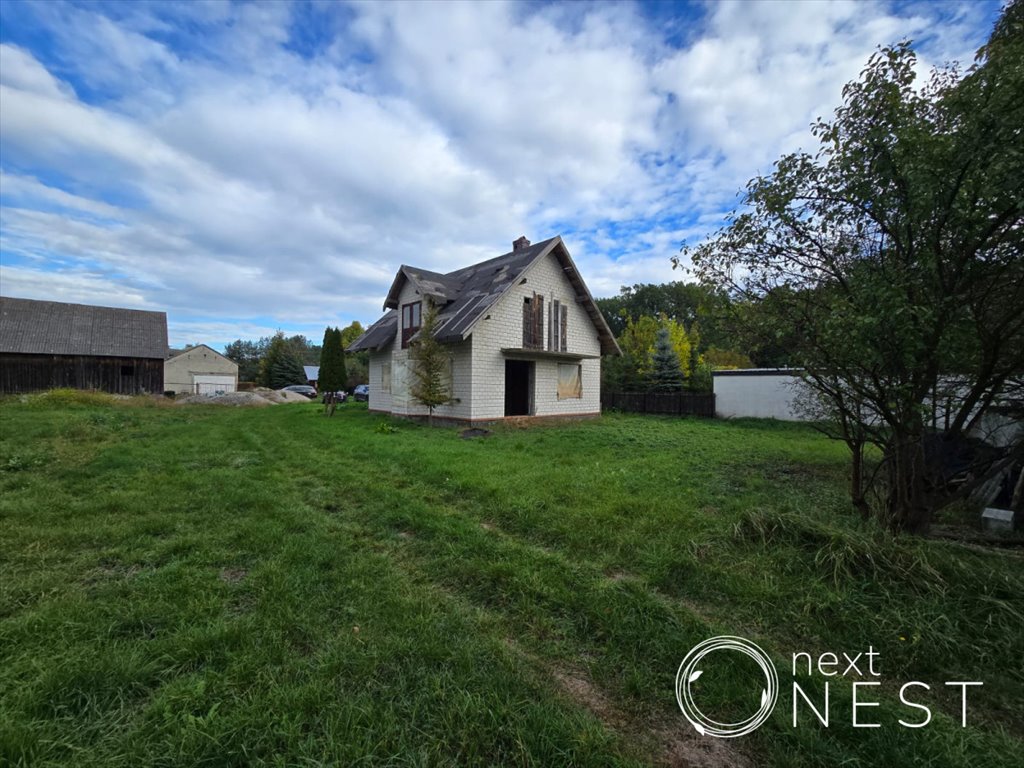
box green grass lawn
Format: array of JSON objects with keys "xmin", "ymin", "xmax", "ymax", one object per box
[{"xmin": 1, "ymin": 393, "xmax": 1021, "ymax": 767}]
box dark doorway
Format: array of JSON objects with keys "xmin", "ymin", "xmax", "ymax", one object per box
[{"xmin": 504, "ymin": 360, "xmax": 533, "ymax": 416}]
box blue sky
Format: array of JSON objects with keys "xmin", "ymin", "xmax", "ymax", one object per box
[{"xmin": 0, "ymin": 0, "xmax": 1001, "ymax": 349}]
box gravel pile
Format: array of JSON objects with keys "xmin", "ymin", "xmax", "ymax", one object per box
[
  {"xmin": 178, "ymin": 391, "xmax": 275, "ymax": 407},
  {"xmin": 175, "ymin": 388, "xmax": 314, "ymax": 407},
  {"xmin": 256, "ymin": 388, "xmax": 312, "ymax": 403}
]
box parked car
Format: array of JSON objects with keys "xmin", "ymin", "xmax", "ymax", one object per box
[
  {"xmin": 321, "ymin": 390, "xmax": 347, "ymax": 404},
  {"xmin": 353, "ymin": 384, "xmax": 369, "ymax": 402},
  {"xmin": 281, "ymin": 384, "xmax": 317, "ymax": 399}
]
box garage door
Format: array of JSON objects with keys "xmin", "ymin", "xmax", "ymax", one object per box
[{"xmin": 193, "ymin": 375, "xmax": 236, "ymax": 394}]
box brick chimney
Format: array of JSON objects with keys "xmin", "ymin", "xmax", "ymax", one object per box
[{"xmin": 512, "ymin": 235, "xmax": 530, "ymax": 252}]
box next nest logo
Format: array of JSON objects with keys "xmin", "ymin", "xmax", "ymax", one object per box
[
  {"xmin": 675, "ymin": 636, "xmax": 779, "ymax": 738},
  {"xmin": 675, "ymin": 635, "xmax": 983, "ymax": 738}
]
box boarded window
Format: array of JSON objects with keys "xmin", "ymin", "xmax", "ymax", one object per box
[
  {"xmin": 557, "ymin": 363, "xmax": 582, "ymax": 399},
  {"xmin": 381, "ymin": 362, "xmax": 391, "ymax": 393},
  {"xmin": 522, "ymin": 293, "xmax": 544, "ymax": 349}
]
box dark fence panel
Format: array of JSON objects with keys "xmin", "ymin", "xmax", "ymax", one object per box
[{"xmin": 601, "ymin": 391, "xmax": 715, "ymax": 417}]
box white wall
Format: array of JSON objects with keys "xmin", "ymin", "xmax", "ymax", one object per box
[
  {"xmin": 371, "ymin": 279, "xmax": 473, "ymax": 421},
  {"xmin": 368, "ymin": 349, "xmax": 393, "ymax": 413},
  {"xmin": 164, "ymin": 346, "xmax": 238, "ymax": 394},
  {"xmin": 469, "ymin": 251, "xmax": 602, "ymax": 420},
  {"xmin": 713, "ymin": 371, "xmax": 805, "ymax": 421}
]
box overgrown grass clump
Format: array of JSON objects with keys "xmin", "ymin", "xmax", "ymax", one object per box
[
  {"xmin": 20, "ymin": 387, "xmax": 121, "ymax": 408},
  {"xmin": 1, "ymin": 397, "xmax": 1020, "ymax": 767}
]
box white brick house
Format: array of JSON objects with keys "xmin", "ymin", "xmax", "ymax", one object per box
[{"xmin": 348, "ymin": 236, "xmax": 620, "ymax": 424}]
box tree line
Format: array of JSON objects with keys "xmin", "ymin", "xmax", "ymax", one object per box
[
  {"xmin": 596, "ymin": 282, "xmax": 773, "ymax": 394},
  {"xmin": 223, "ymin": 322, "xmax": 368, "ymax": 391}
]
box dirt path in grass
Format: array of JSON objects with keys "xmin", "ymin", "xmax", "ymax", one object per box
[{"xmin": 549, "ymin": 664, "xmax": 751, "ymax": 768}]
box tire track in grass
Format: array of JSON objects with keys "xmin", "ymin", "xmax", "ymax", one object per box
[
  {"xmin": 285, "ymin": 409, "xmax": 1023, "ymax": 768},
  {"xmin": 282, "ymin": 448, "xmax": 753, "ymax": 766},
  {"xmin": 269, "ymin": 408, "xmax": 763, "ymax": 766}
]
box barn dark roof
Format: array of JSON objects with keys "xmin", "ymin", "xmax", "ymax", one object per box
[
  {"xmin": 348, "ymin": 236, "xmax": 620, "ymax": 355},
  {"xmin": 0, "ymin": 297, "xmax": 168, "ymax": 358}
]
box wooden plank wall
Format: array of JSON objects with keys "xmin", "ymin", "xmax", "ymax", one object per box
[{"xmin": 0, "ymin": 354, "xmax": 164, "ymax": 395}]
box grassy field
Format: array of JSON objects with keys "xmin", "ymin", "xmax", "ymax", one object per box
[{"xmin": 1, "ymin": 392, "xmax": 1021, "ymax": 767}]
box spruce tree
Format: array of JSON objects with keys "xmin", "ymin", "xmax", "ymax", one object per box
[
  {"xmin": 649, "ymin": 326, "xmax": 684, "ymax": 392},
  {"xmin": 258, "ymin": 332, "xmax": 285, "ymax": 387},
  {"xmin": 262, "ymin": 333, "xmax": 308, "ymax": 389},
  {"xmin": 271, "ymin": 349, "xmax": 308, "ymax": 389},
  {"xmin": 409, "ymin": 303, "xmax": 451, "ymax": 426}
]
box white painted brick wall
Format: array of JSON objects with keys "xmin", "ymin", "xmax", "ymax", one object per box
[
  {"xmin": 469, "ymin": 252, "xmax": 601, "ymax": 420},
  {"xmin": 367, "ymin": 350, "xmax": 393, "ymax": 412}
]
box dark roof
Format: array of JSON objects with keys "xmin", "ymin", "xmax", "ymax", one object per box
[
  {"xmin": 348, "ymin": 236, "xmax": 620, "ymax": 355},
  {"xmin": 350, "ymin": 309, "xmax": 398, "ymax": 351},
  {"xmin": 0, "ymin": 297, "xmax": 168, "ymax": 358},
  {"xmin": 384, "ymin": 266, "xmax": 462, "ymax": 307}
]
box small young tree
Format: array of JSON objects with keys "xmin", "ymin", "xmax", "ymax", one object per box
[
  {"xmin": 408, "ymin": 302, "xmax": 451, "ymax": 426},
  {"xmin": 318, "ymin": 327, "xmax": 348, "ymax": 393},
  {"xmin": 649, "ymin": 326, "xmax": 684, "ymax": 392}
]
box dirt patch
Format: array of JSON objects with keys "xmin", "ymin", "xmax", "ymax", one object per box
[
  {"xmin": 656, "ymin": 728, "xmax": 750, "ymax": 768},
  {"xmin": 552, "ymin": 668, "xmax": 627, "ymax": 728},
  {"xmin": 219, "ymin": 567, "xmax": 248, "ymax": 583},
  {"xmin": 459, "ymin": 428, "xmax": 492, "ymax": 439},
  {"xmin": 480, "ymin": 522, "xmax": 496, "ymax": 531},
  {"xmin": 551, "ymin": 665, "xmax": 750, "ymax": 768},
  {"xmin": 606, "ymin": 570, "xmax": 638, "ymax": 582},
  {"xmin": 397, "ymin": 530, "xmax": 415, "ymax": 539}
]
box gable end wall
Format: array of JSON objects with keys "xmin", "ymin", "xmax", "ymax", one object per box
[
  {"xmin": 164, "ymin": 347, "xmax": 239, "ymax": 394},
  {"xmin": 469, "ymin": 252, "xmax": 601, "ymax": 420}
]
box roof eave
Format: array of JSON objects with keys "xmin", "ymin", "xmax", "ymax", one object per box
[{"xmin": 383, "ymin": 267, "xmax": 412, "ymax": 310}]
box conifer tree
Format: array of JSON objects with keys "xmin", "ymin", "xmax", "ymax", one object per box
[
  {"xmin": 261, "ymin": 332, "xmax": 308, "ymax": 389},
  {"xmin": 409, "ymin": 303, "xmax": 451, "ymax": 426},
  {"xmin": 649, "ymin": 326, "xmax": 684, "ymax": 392},
  {"xmin": 318, "ymin": 327, "xmax": 347, "ymax": 393}
]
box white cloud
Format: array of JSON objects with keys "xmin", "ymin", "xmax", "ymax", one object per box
[
  {"xmin": 0, "ymin": 43, "xmax": 74, "ymax": 99},
  {"xmin": 0, "ymin": 0, "xmax": 1000, "ymax": 346}
]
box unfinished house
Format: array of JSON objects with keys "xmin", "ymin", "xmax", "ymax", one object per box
[{"xmin": 347, "ymin": 235, "xmax": 620, "ymax": 424}]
